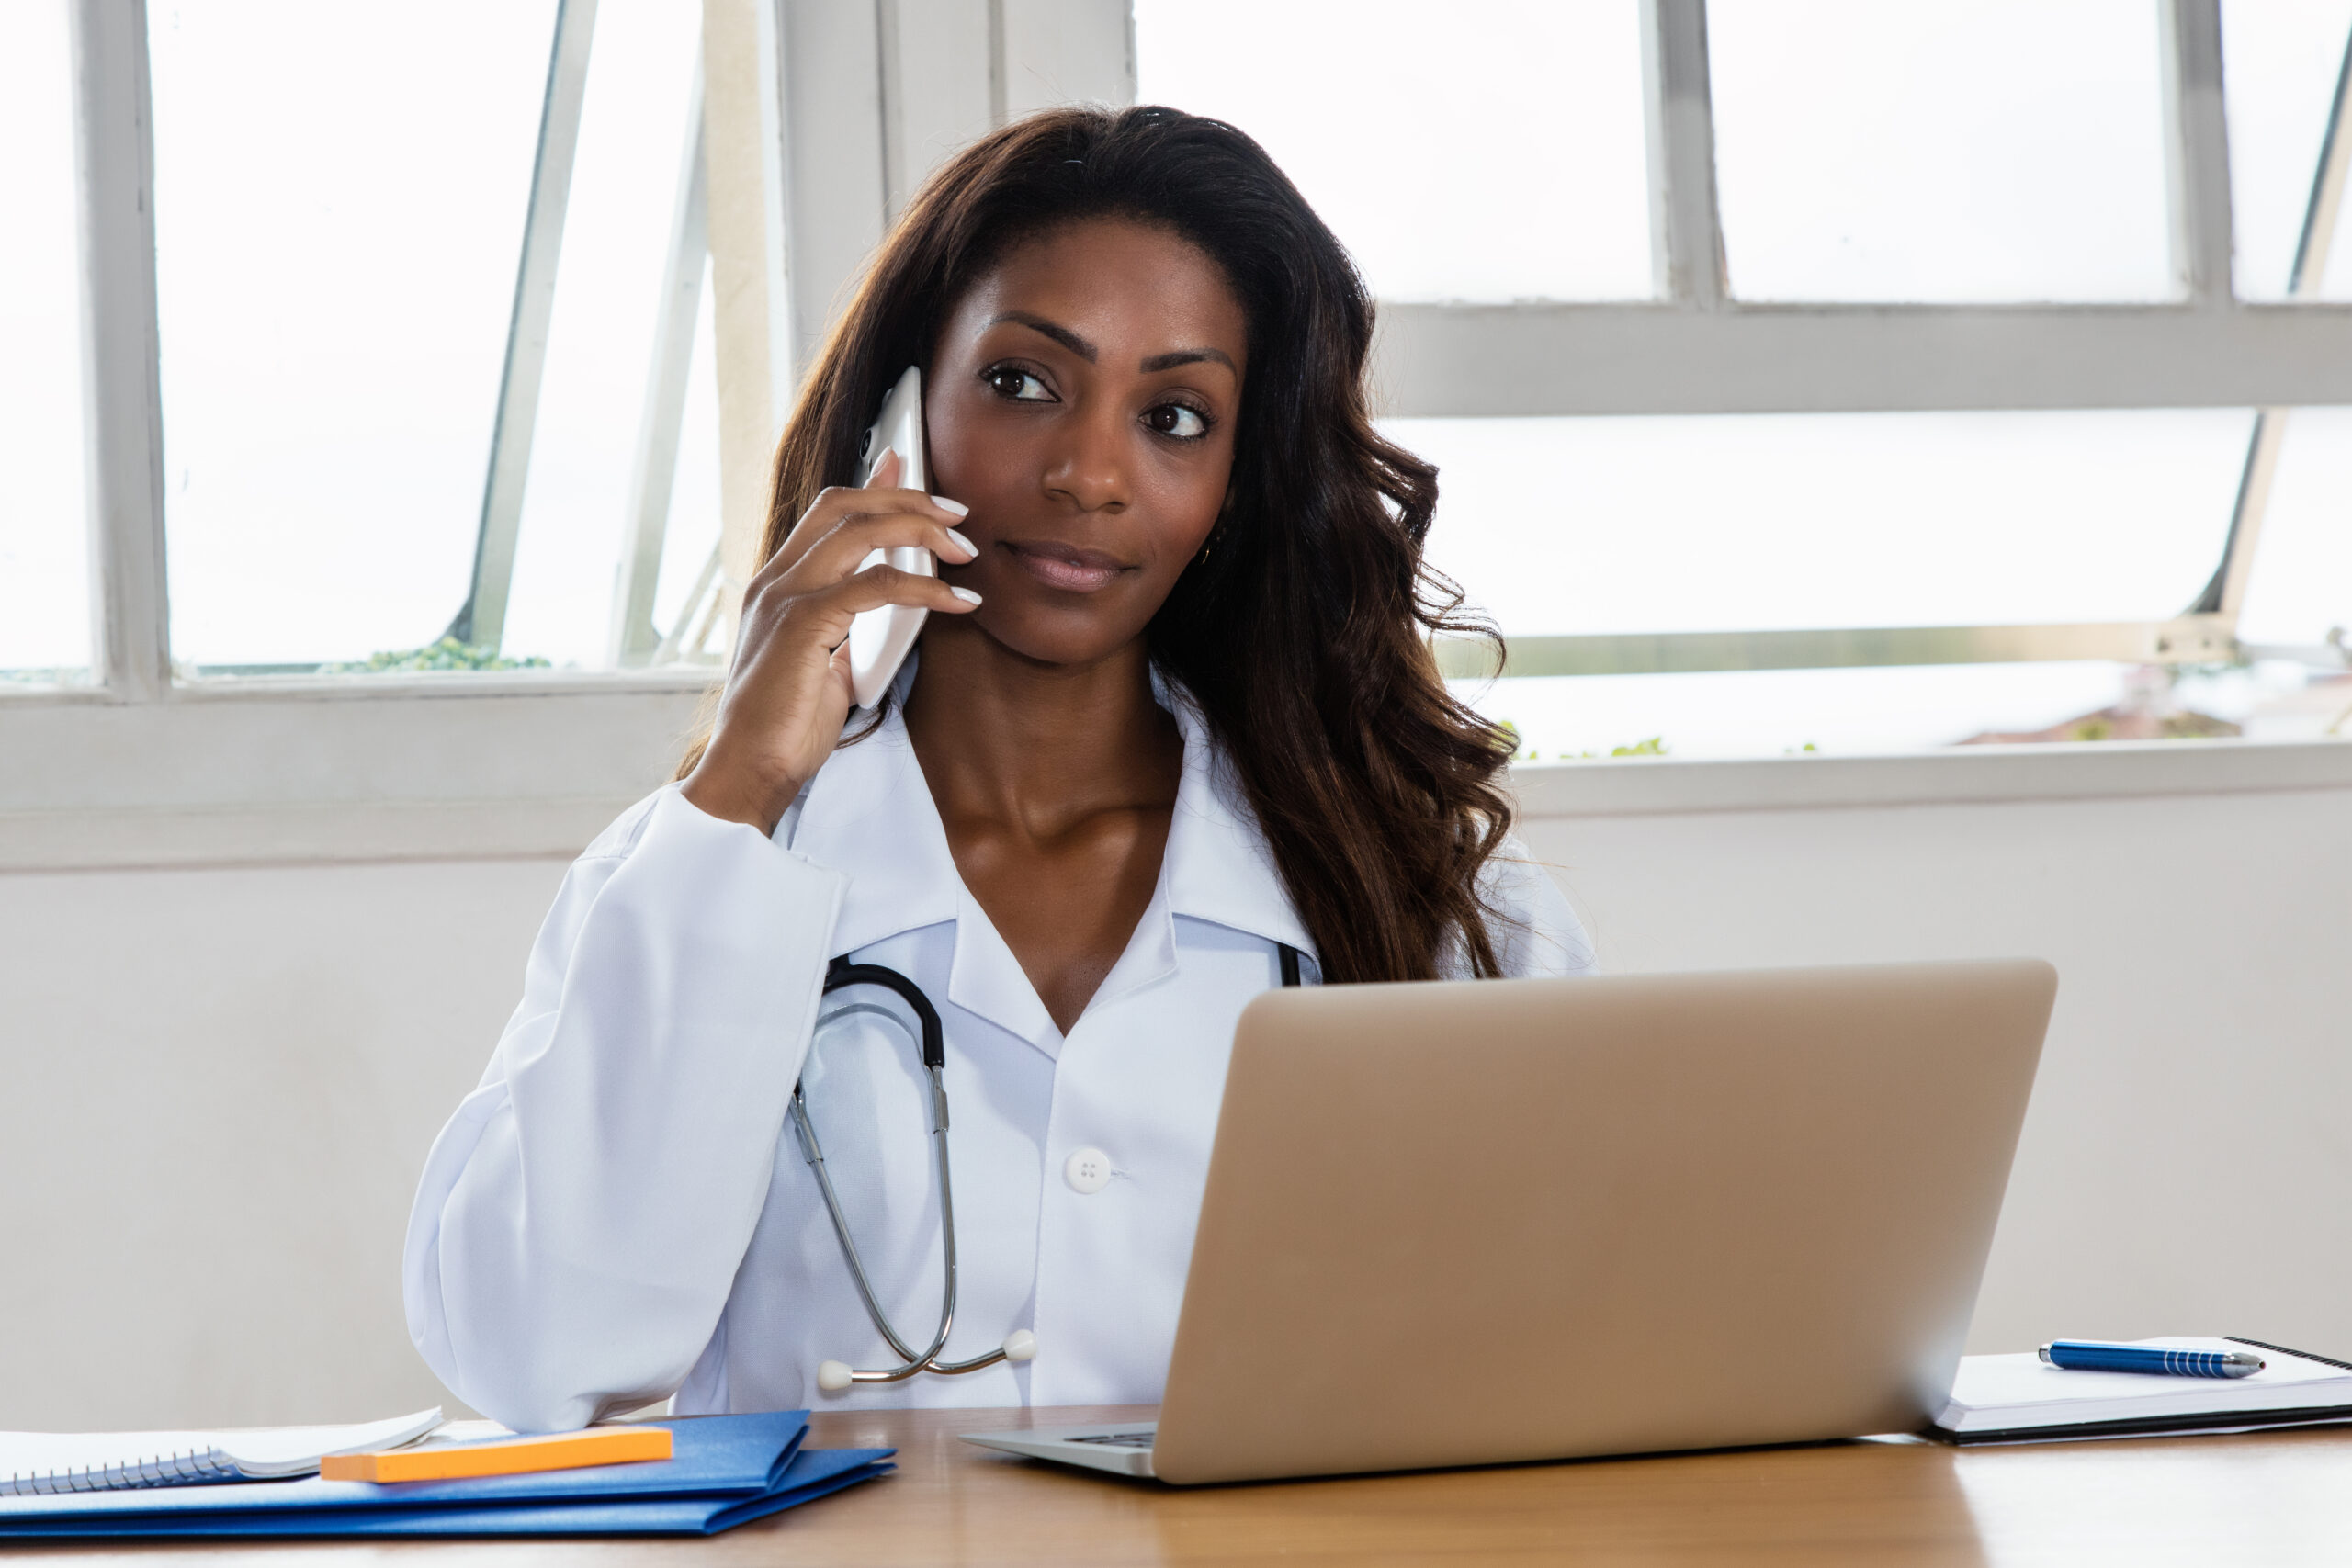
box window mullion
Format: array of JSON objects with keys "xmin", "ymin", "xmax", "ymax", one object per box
[
  {"xmin": 1639, "ymin": 0, "xmax": 1724, "ymax": 309},
  {"xmin": 698, "ymin": 0, "xmax": 798, "ymax": 649},
  {"xmin": 2185, "ymin": 19, "xmax": 2352, "ymax": 623},
  {"xmin": 446, "ymin": 0, "xmax": 599, "ymax": 658},
  {"xmin": 1439, "ymin": 622, "xmax": 2238, "ymax": 682},
  {"xmin": 69, "ymin": 0, "xmax": 169, "ymax": 703},
  {"xmin": 2286, "ymin": 19, "xmax": 2352, "ymax": 298},
  {"xmin": 609, "ymin": 58, "xmax": 710, "ymax": 669},
  {"xmin": 2160, "ymin": 0, "xmax": 2235, "ymax": 309},
  {"xmin": 1371, "ymin": 301, "xmax": 2352, "ymax": 417}
]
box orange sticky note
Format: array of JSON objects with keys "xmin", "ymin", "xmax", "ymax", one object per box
[{"xmin": 320, "ymin": 1425, "xmax": 673, "ymax": 1483}]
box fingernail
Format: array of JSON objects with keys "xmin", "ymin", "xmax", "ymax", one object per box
[
  {"xmin": 950, "ymin": 586, "xmax": 983, "ymax": 604},
  {"xmin": 933, "ymin": 495, "xmax": 969, "ymax": 517},
  {"xmin": 945, "ymin": 528, "xmax": 978, "ymax": 558}
]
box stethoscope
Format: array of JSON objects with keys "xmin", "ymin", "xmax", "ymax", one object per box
[{"xmin": 795, "ymin": 945, "xmax": 1306, "ymax": 1393}]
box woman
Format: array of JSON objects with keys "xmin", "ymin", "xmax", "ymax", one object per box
[{"xmin": 403, "ymin": 106, "xmax": 1591, "ymax": 1433}]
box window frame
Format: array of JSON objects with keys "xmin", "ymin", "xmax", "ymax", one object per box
[
  {"xmin": 37, "ymin": 0, "xmax": 1133, "ymax": 710},
  {"xmin": 0, "ymin": 0, "xmax": 1136, "ymax": 867},
  {"xmin": 12, "ymin": 0, "xmax": 2352, "ymax": 876},
  {"xmin": 1393, "ymin": 0, "xmax": 2352, "ymax": 682},
  {"xmin": 53, "ymin": 0, "xmax": 2352, "ymax": 701}
]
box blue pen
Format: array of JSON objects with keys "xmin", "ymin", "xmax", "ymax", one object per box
[{"xmin": 2039, "ymin": 1341, "xmax": 2264, "ymax": 1378}]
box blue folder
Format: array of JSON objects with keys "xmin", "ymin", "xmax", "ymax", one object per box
[{"xmin": 0, "ymin": 1413, "xmax": 894, "ymax": 1539}]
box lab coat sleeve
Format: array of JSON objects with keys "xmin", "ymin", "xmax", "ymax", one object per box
[
  {"xmin": 1479, "ymin": 831, "xmax": 1597, "ymax": 978},
  {"xmin": 402, "ymin": 784, "xmax": 847, "ymax": 1431}
]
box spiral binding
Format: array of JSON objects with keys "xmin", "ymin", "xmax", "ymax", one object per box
[{"xmin": 1, "ymin": 1446, "xmax": 243, "ymax": 1496}]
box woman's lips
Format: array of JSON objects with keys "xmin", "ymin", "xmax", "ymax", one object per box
[{"xmin": 1001, "ymin": 540, "xmax": 1130, "ymax": 593}]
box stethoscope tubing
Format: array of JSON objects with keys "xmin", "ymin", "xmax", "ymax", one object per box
[
  {"xmin": 799, "ymin": 945, "xmax": 1304, "ymax": 1387},
  {"xmin": 795, "ymin": 958, "xmax": 1009, "ymax": 1382},
  {"xmin": 791, "ymin": 1065, "xmax": 1001, "ymax": 1380}
]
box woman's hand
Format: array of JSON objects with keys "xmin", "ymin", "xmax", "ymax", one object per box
[{"xmin": 681, "ymin": 452, "xmax": 979, "ymax": 833}]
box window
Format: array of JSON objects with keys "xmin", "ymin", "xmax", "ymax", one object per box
[
  {"xmin": 1141, "ymin": 0, "xmax": 2352, "ymax": 758},
  {"xmin": 2237, "ymin": 409, "xmax": 2352, "ymax": 645},
  {"xmin": 25, "ymin": 0, "xmax": 2352, "ymax": 765},
  {"xmin": 2221, "ymin": 0, "xmax": 2352, "ymax": 299},
  {"xmin": 0, "ymin": 0, "xmax": 91, "ymax": 684},
  {"xmin": 1135, "ymin": 0, "xmax": 1652, "ymax": 301},
  {"xmin": 1403, "ymin": 408, "xmax": 2274, "ymax": 757},
  {"xmin": 1403, "ymin": 411, "xmax": 2249, "ymax": 637},
  {"xmin": 1710, "ymin": 0, "xmax": 2175, "ymax": 303},
  {"xmin": 23, "ymin": 0, "xmax": 1131, "ymax": 711},
  {"xmin": 148, "ymin": 0, "xmax": 716, "ymax": 674},
  {"xmin": 496, "ymin": 0, "xmax": 719, "ymax": 671}
]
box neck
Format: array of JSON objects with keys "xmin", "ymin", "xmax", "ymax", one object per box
[{"xmin": 901, "ymin": 616, "xmax": 1182, "ymax": 832}]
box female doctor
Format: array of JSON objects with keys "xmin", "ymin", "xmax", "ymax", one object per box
[{"xmin": 403, "ymin": 107, "xmax": 1592, "ymax": 1434}]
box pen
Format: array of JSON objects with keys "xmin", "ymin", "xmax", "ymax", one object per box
[{"xmin": 2039, "ymin": 1341, "xmax": 2264, "ymax": 1378}]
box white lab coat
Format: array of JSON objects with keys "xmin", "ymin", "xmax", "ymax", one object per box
[{"xmin": 403, "ymin": 668, "xmax": 1593, "ymax": 1432}]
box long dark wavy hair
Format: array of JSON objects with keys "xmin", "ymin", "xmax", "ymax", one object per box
[{"xmin": 684, "ymin": 105, "xmax": 1517, "ymax": 982}]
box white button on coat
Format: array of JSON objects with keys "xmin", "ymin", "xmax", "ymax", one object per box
[
  {"xmin": 401, "ymin": 661, "xmax": 1595, "ymax": 1433},
  {"xmin": 1064, "ymin": 1147, "xmax": 1114, "ymax": 1194}
]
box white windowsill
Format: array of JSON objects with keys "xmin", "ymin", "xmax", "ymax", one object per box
[
  {"xmin": 4, "ymin": 679, "xmax": 2348, "ymax": 874},
  {"xmin": 0, "ymin": 666, "xmax": 718, "ymax": 705},
  {"xmin": 0, "ymin": 678, "xmax": 714, "ymax": 873}
]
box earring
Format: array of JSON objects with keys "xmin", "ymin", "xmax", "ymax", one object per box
[{"xmin": 1196, "ymin": 515, "xmax": 1229, "ymax": 566}]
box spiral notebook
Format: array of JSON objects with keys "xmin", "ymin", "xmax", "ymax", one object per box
[
  {"xmin": 0, "ymin": 1410, "xmax": 441, "ymax": 1496},
  {"xmin": 0, "ymin": 1412, "xmax": 892, "ymax": 1540}
]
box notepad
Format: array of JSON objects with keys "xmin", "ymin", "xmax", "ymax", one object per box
[
  {"xmin": 1933, "ymin": 1337, "xmax": 2352, "ymax": 1443},
  {"xmin": 0, "ymin": 1410, "xmax": 442, "ymax": 1496},
  {"xmin": 0, "ymin": 1412, "xmax": 893, "ymax": 1540}
]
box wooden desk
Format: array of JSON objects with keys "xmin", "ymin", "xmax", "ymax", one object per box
[{"xmin": 35, "ymin": 1407, "xmax": 2352, "ymax": 1564}]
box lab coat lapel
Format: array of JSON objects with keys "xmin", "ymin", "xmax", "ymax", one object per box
[
  {"xmin": 784, "ymin": 665, "xmax": 1315, "ymax": 1055},
  {"xmin": 1156, "ymin": 683, "xmax": 1319, "ymax": 964},
  {"xmin": 786, "ymin": 671, "xmax": 1067, "ymax": 1055},
  {"xmin": 945, "ymin": 887, "xmax": 1061, "ymax": 1055},
  {"xmin": 1080, "ymin": 864, "xmax": 1179, "ymax": 1015},
  {"xmin": 1040, "ymin": 681, "xmax": 1308, "ymax": 1023},
  {"xmin": 781, "ymin": 696, "xmax": 958, "ymax": 959}
]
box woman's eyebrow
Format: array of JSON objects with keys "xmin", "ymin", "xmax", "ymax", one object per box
[
  {"xmin": 1141, "ymin": 347, "xmax": 1236, "ymax": 373},
  {"xmin": 985, "ymin": 312, "xmax": 1235, "ymax": 375},
  {"xmin": 987, "ymin": 311, "xmax": 1096, "ymax": 362}
]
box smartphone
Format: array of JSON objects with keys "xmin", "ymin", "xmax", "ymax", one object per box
[{"xmin": 845, "ymin": 365, "xmax": 931, "ymax": 709}]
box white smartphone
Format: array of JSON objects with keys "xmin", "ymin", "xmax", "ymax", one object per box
[{"xmin": 846, "ymin": 365, "xmax": 931, "ymax": 710}]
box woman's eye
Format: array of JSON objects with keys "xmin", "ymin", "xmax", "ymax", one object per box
[
  {"xmin": 1144, "ymin": 402, "xmax": 1210, "ymax": 440},
  {"xmin": 984, "ymin": 366, "xmax": 1053, "ymax": 401}
]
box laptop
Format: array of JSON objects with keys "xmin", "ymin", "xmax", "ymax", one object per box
[{"xmin": 963, "ymin": 959, "xmax": 2056, "ymax": 1484}]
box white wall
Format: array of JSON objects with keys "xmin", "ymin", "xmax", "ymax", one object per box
[
  {"xmin": 2, "ymin": 743, "xmax": 2346, "ymax": 1430},
  {"xmin": 0, "ymin": 856, "xmax": 565, "ymax": 1429}
]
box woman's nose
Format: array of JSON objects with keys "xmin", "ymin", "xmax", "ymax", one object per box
[{"xmin": 1042, "ymin": 404, "xmax": 1131, "ymax": 514}]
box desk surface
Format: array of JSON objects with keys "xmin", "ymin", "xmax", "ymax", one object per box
[{"xmin": 36, "ymin": 1406, "xmax": 2352, "ymax": 1564}]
